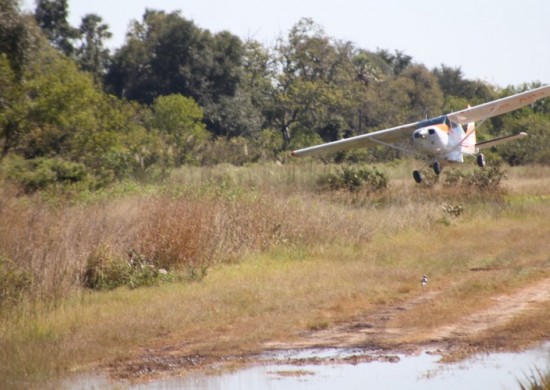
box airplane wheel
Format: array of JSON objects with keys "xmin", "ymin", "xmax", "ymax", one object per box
[
  {"xmin": 432, "ymin": 161, "xmax": 442, "ymax": 175},
  {"xmin": 477, "ymin": 154, "xmax": 486, "ymax": 168},
  {"xmin": 413, "ymin": 170, "xmax": 422, "ymax": 183}
]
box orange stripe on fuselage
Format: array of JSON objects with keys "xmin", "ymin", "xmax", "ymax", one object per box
[{"xmin": 434, "ymin": 124, "xmax": 450, "ymax": 133}]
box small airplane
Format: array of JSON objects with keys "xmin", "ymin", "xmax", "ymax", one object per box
[{"xmin": 291, "ymin": 85, "xmax": 550, "ymax": 183}]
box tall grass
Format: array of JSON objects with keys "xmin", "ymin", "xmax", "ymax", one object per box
[
  {"xmin": 1, "ymin": 161, "xmax": 549, "ymax": 388},
  {"xmin": 0, "ymin": 162, "xmax": 377, "ymax": 305}
]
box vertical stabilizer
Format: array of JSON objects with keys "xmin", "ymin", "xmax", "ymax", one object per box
[{"xmin": 461, "ymin": 121, "xmax": 476, "ymax": 155}]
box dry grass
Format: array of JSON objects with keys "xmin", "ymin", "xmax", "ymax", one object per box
[
  {"xmin": 386, "ymin": 206, "xmax": 550, "ymax": 333},
  {"xmin": 0, "ymin": 162, "xmax": 549, "ymax": 388}
]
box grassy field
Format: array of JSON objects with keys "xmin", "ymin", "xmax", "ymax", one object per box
[{"xmin": 1, "ymin": 161, "xmax": 549, "ymax": 389}]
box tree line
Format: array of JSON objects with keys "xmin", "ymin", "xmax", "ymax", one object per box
[{"xmin": 1, "ymin": 0, "xmax": 549, "ymax": 190}]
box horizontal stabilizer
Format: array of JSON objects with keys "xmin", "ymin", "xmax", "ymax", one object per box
[{"xmin": 476, "ymin": 132, "xmax": 527, "ymax": 149}]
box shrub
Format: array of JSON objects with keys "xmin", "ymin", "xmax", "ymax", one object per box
[
  {"xmin": 317, "ymin": 165, "xmax": 388, "ymax": 192},
  {"xmin": 464, "ymin": 166, "xmax": 506, "ymax": 190},
  {"xmin": 443, "ymin": 166, "xmax": 506, "ymax": 191},
  {"xmin": 442, "ymin": 203, "xmax": 464, "ymax": 217},
  {"xmin": 0, "ymin": 256, "xmax": 32, "ymax": 308},
  {"xmin": 82, "ymin": 245, "xmax": 172, "ymax": 290},
  {"xmin": 5, "ymin": 155, "xmax": 87, "ymax": 193}
]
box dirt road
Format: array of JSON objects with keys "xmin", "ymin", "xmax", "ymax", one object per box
[{"xmin": 264, "ymin": 276, "xmax": 550, "ymax": 355}]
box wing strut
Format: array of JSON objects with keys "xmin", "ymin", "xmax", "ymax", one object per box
[{"xmin": 366, "ymin": 136, "xmax": 420, "ymax": 157}]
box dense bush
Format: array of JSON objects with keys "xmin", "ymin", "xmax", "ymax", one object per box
[
  {"xmin": 83, "ymin": 245, "xmax": 173, "ymax": 290},
  {"xmin": 5, "ymin": 155, "xmax": 87, "ymax": 192},
  {"xmin": 317, "ymin": 165, "xmax": 388, "ymax": 192},
  {"xmin": 443, "ymin": 166, "xmax": 506, "ymax": 191}
]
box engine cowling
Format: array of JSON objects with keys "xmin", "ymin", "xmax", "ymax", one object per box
[{"xmin": 412, "ymin": 126, "xmax": 448, "ymax": 156}]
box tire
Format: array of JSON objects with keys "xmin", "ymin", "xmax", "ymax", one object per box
[
  {"xmin": 413, "ymin": 170, "xmax": 422, "ymax": 183},
  {"xmin": 477, "ymin": 153, "xmax": 486, "ymax": 168},
  {"xmin": 433, "ymin": 161, "xmax": 442, "ymax": 175}
]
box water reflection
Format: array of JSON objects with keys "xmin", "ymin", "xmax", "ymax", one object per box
[
  {"xmin": 137, "ymin": 344, "xmax": 549, "ymax": 390},
  {"xmin": 65, "ymin": 344, "xmax": 550, "ymax": 390}
]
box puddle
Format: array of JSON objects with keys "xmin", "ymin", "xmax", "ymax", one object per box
[{"xmin": 63, "ymin": 343, "xmax": 550, "ymax": 389}]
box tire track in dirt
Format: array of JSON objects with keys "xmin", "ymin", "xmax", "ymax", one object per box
[
  {"xmin": 264, "ymin": 290, "xmax": 441, "ymax": 350},
  {"xmin": 265, "ymin": 276, "xmax": 550, "ymax": 352},
  {"xmin": 427, "ymin": 276, "xmax": 550, "ymax": 342}
]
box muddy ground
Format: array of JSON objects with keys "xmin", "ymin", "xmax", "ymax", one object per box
[{"xmin": 108, "ymin": 276, "xmax": 550, "ymax": 382}]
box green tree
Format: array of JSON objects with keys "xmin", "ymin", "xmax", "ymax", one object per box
[
  {"xmin": 1, "ymin": 45, "xmax": 159, "ymax": 183},
  {"xmin": 0, "ymin": 55, "xmax": 25, "ymax": 158},
  {"xmin": 495, "ymin": 112, "xmax": 550, "ymax": 166},
  {"xmin": 203, "ymin": 90, "xmax": 263, "ymax": 139},
  {"xmin": 352, "ymin": 50, "xmax": 386, "ymax": 87},
  {"xmin": 151, "ymin": 94, "xmax": 209, "ymax": 165},
  {"xmin": 18, "ymin": 51, "xmax": 103, "ymax": 159},
  {"xmin": 0, "ymin": 0, "xmax": 31, "ymax": 78},
  {"xmin": 76, "ymin": 13, "xmax": 112, "ymax": 83},
  {"xmin": 105, "ymin": 10, "xmax": 243, "ymax": 106},
  {"xmin": 34, "ymin": 0, "xmax": 79, "ymax": 56},
  {"xmin": 433, "ymin": 65, "xmax": 495, "ymax": 105},
  {"xmin": 363, "ymin": 65, "xmax": 443, "ymax": 130},
  {"xmin": 104, "ymin": 10, "xmax": 254, "ymax": 138},
  {"xmin": 267, "ymin": 18, "xmax": 359, "ymax": 149},
  {"xmin": 400, "ymin": 65, "xmax": 444, "ymax": 120},
  {"xmin": 376, "ymin": 49, "xmax": 412, "ymax": 76},
  {"xmin": 241, "ymin": 39, "xmax": 274, "ymax": 108}
]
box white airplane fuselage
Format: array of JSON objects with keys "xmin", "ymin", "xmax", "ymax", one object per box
[
  {"xmin": 412, "ymin": 127, "xmax": 449, "ymax": 157},
  {"xmin": 411, "ymin": 115, "xmax": 472, "ymax": 164}
]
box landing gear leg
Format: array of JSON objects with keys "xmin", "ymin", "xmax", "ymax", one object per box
[
  {"xmin": 477, "ymin": 153, "xmax": 486, "ymax": 168},
  {"xmin": 413, "ymin": 170, "xmax": 422, "ymax": 183}
]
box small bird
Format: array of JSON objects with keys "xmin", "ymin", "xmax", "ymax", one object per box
[{"xmin": 421, "ymin": 275, "xmax": 428, "ymax": 289}]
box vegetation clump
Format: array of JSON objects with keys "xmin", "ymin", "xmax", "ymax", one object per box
[
  {"xmin": 83, "ymin": 246, "xmax": 174, "ymax": 290},
  {"xmin": 0, "ymin": 256, "xmax": 32, "ymax": 308},
  {"xmin": 5, "ymin": 156, "xmax": 88, "ymax": 193},
  {"xmin": 317, "ymin": 165, "xmax": 388, "ymax": 193},
  {"xmin": 444, "ymin": 166, "xmax": 506, "ymax": 191}
]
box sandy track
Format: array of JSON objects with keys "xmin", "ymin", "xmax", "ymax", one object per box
[
  {"xmin": 430, "ymin": 277, "xmax": 550, "ymax": 341},
  {"xmin": 264, "ymin": 277, "xmax": 550, "ymax": 352}
]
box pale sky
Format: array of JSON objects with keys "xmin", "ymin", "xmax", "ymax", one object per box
[{"xmin": 22, "ymin": 0, "xmax": 550, "ymax": 87}]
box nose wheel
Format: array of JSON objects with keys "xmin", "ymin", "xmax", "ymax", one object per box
[{"xmin": 413, "ymin": 170, "xmax": 422, "ymax": 183}]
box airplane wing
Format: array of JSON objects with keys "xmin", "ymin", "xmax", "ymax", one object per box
[
  {"xmin": 447, "ymin": 85, "xmax": 550, "ymax": 125},
  {"xmin": 291, "ymin": 121, "xmax": 419, "ymax": 157}
]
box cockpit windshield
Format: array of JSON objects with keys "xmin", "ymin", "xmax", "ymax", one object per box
[{"xmin": 416, "ymin": 115, "xmax": 447, "ymax": 128}]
